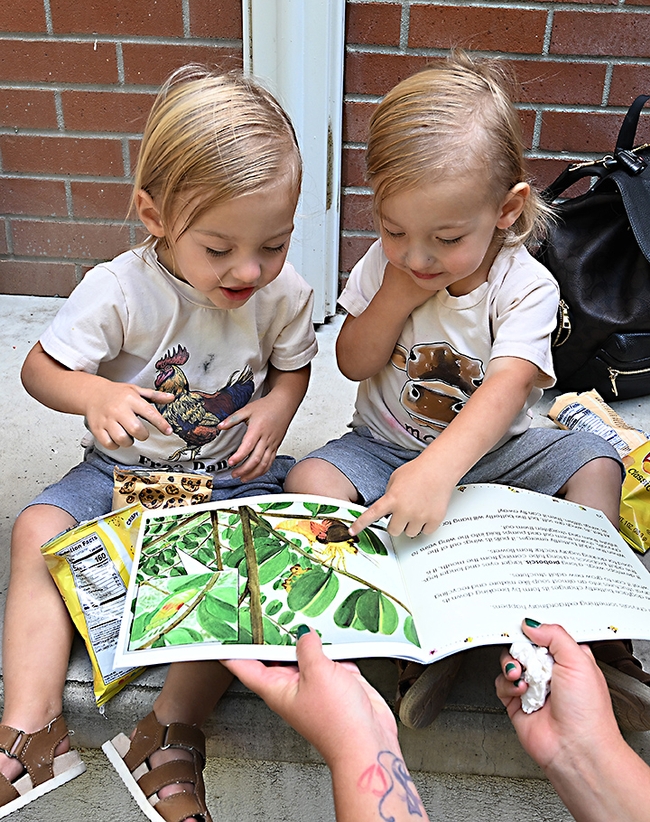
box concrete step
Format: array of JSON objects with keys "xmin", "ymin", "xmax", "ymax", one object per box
[{"xmin": 11, "ymin": 749, "xmax": 576, "ymax": 822}]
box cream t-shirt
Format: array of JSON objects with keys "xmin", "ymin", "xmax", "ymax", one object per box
[
  {"xmin": 41, "ymin": 246, "xmax": 317, "ymax": 473},
  {"xmin": 339, "ymin": 241, "xmax": 559, "ymax": 452}
]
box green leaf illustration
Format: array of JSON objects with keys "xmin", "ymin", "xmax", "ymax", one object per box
[
  {"xmin": 265, "ymin": 600, "xmax": 283, "ymax": 616},
  {"xmin": 333, "ymin": 589, "xmax": 365, "ymax": 629},
  {"xmin": 286, "ymin": 567, "xmax": 339, "ymax": 617},
  {"xmin": 259, "ymin": 501, "xmax": 293, "ymax": 511},
  {"xmin": 356, "ymin": 590, "xmax": 398, "ymax": 634},
  {"xmin": 164, "ymin": 626, "xmax": 203, "ymax": 646},
  {"xmin": 197, "ymin": 591, "xmax": 237, "ymax": 623},
  {"xmin": 334, "ymin": 589, "xmax": 398, "ymax": 635},
  {"xmin": 404, "ymin": 616, "xmax": 421, "ymax": 647},
  {"xmin": 196, "ymin": 604, "xmax": 238, "ymax": 641},
  {"xmin": 356, "ymin": 527, "xmax": 388, "ymax": 556},
  {"xmin": 166, "ymin": 573, "xmax": 213, "ymax": 592},
  {"xmin": 258, "ymin": 546, "xmax": 292, "ymax": 585},
  {"xmin": 303, "ymin": 502, "xmax": 340, "ymax": 517}
]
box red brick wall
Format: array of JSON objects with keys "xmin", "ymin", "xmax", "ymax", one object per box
[
  {"xmin": 0, "ymin": 0, "xmax": 242, "ymax": 296},
  {"xmin": 1, "ymin": 0, "xmax": 649, "ymax": 297}
]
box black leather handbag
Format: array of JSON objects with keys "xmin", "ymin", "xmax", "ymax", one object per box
[{"xmin": 535, "ymin": 95, "xmax": 650, "ymax": 401}]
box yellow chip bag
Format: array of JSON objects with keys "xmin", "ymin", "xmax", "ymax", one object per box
[
  {"xmin": 620, "ymin": 442, "xmax": 650, "ymax": 554},
  {"xmin": 42, "ymin": 470, "xmax": 214, "ymax": 706},
  {"xmin": 41, "ymin": 505, "xmax": 146, "ymax": 706}
]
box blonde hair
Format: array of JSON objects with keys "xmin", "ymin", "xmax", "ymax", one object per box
[
  {"xmin": 366, "ymin": 52, "xmax": 551, "ymax": 246},
  {"xmin": 133, "ymin": 65, "xmax": 301, "ymax": 248}
]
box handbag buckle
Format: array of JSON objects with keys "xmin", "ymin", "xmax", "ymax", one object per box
[{"xmin": 615, "ymin": 148, "xmax": 647, "ymax": 176}]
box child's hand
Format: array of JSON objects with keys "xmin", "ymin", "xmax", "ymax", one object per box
[
  {"xmin": 219, "ymin": 364, "xmax": 309, "ymax": 483},
  {"xmin": 350, "ymin": 454, "xmax": 455, "ymax": 537},
  {"xmin": 381, "ymin": 262, "xmax": 438, "ymax": 312},
  {"xmin": 84, "ymin": 380, "xmax": 174, "ymax": 450},
  {"xmin": 218, "ymin": 394, "xmax": 291, "ymax": 482}
]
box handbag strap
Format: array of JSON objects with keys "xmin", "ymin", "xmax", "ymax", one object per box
[
  {"xmin": 541, "ymin": 94, "xmax": 650, "ymax": 262},
  {"xmin": 616, "ymin": 94, "xmax": 650, "ymax": 151},
  {"xmin": 542, "ymin": 94, "xmax": 650, "ymax": 202}
]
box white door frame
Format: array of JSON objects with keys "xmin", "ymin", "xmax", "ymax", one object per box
[{"xmin": 242, "ymin": 0, "xmax": 345, "ymax": 323}]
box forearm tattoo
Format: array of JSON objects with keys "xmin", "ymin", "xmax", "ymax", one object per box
[{"xmin": 358, "ymin": 750, "xmax": 425, "ymax": 820}]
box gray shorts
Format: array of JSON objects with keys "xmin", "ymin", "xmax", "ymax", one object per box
[
  {"xmin": 25, "ymin": 447, "xmax": 295, "ymax": 524},
  {"xmin": 298, "ymin": 426, "xmax": 624, "ymax": 505}
]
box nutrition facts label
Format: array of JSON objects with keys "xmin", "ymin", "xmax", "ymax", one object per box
[{"xmin": 57, "ymin": 531, "xmax": 134, "ymax": 683}]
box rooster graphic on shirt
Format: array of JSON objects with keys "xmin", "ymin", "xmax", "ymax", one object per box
[{"xmin": 154, "ymin": 345, "xmax": 255, "ymax": 461}]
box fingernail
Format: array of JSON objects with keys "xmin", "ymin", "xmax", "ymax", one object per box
[
  {"xmin": 514, "ymin": 678, "xmax": 523, "ymax": 688},
  {"xmin": 296, "ymin": 625, "xmax": 310, "ymax": 639},
  {"xmin": 505, "ymin": 663, "xmax": 517, "ymax": 674},
  {"xmin": 525, "ymin": 618, "xmax": 541, "ymax": 628}
]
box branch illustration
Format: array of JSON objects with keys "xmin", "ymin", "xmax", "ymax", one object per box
[
  {"xmin": 135, "ymin": 572, "xmax": 222, "ymax": 649},
  {"xmin": 240, "ymin": 507, "xmax": 264, "ymax": 644},
  {"xmin": 210, "ymin": 509, "xmax": 224, "ymax": 570}
]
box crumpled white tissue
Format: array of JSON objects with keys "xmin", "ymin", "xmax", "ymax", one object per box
[{"xmin": 509, "ymin": 642, "xmax": 555, "ymax": 713}]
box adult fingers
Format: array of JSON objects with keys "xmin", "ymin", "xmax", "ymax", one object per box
[{"xmin": 499, "ymin": 647, "xmax": 523, "ymax": 681}]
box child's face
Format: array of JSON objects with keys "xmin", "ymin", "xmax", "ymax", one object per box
[
  {"xmin": 154, "ymin": 180, "xmax": 298, "ymax": 309},
  {"xmin": 378, "ymin": 176, "xmax": 526, "ymax": 297}
]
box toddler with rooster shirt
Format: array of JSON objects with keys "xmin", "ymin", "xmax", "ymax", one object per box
[{"xmin": 0, "ymin": 65, "xmax": 316, "ymax": 821}]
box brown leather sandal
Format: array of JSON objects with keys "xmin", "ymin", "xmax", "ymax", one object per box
[
  {"xmin": 0, "ymin": 714, "xmax": 86, "ymax": 818},
  {"xmin": 102, "ymin": 711, "xmax": 212, "ymax": 822}
]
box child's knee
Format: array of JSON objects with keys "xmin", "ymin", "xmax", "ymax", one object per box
[
  {"xmin": 574, "ymin": 456, "xmax": 623, "ymax": 489},
  {"xmin": 285, "ymin": 457, "xmax": 356, "ymax": 500},
  {"xmin": 11, "ymin": 505, "xmax": 76, "ymax": 561},
  {"xmin": 285, "ymin": 458, "xmax": 326, "ymax": 492}
]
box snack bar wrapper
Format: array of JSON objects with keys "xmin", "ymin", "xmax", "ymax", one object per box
[
  {"xmin": 620, "ymin": 443, "xmax": 650, "ymax": 554},
  {"xmin": 548, "ymin": 389, "xmax": 650, "ymax": 457},
  {"xmin": 41, "ymin": 505, "xmax": 145, "ymax": 706},
  {"xmin": 112, "ymin": 467, "xmax": 213, "ymax": 511}
]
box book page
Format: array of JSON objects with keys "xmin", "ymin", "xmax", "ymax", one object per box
[
  {"xmin": 396, "ymin": 484, "xmax": 650, "ymax": 661},
  {"xmin": 114, "ymin": 494, "xmax": 426, "ymax": 666}
]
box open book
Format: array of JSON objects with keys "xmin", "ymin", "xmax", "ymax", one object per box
[{"xmin": 114, "ymin": 483, "xmax": 650, "ymax": 667}]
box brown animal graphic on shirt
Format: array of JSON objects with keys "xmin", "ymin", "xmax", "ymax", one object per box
[{"xmin": 391, "ymin": 342, "xmax": 484, "ymax": 432}]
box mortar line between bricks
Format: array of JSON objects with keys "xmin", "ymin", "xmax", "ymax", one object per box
[
  {"xmin": 182, "ymin": 0, "xmax": 191, "ymax": 38},
  {"xmin": 0, "ymin": 173, "xmax": 135, "ymax": 184},
  {"xmin": 116, "ymin": 42, "xmax": 125, "ymax": 85},
  {"xmin": 400, "ymin": 0, "xmax": 650, "ymax": 11},
  {"xmin": 0, "ymin": 33, "xmax": 244, "ymax": 47},
  {"xmin": 602, "ymin": 63, "xmax": 614, "ymax": 107},
  {"xmin": 346, "ymin": 45, "xmax": 650, "ymax": 65},
  {"xmin": 43, "ymin": 0, "xmax": 53, "ymax": 35},
  {"xmin": 54, "ymin": 90, "xmax": 65, "ymax": 130}
]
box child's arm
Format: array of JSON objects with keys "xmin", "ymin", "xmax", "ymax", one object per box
[
  {"xmin": 218, "ymin": 363, "xmax": 310, "ymax": 482},
  {"xmin": 21, "ymin": 342, "xmax": 174, "ymax": 449},
  {"xmin": 337, "ymin": 264, "xmax": 433, "ymax": 381},
  {"xmin": 351, "ymin": 355, "xmax": 539, "ymax": 536}
]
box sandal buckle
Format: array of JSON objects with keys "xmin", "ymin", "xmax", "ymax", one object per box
[{"xmin": 0, "ymin": 730, "xmax": 25, "ymax": 760}]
